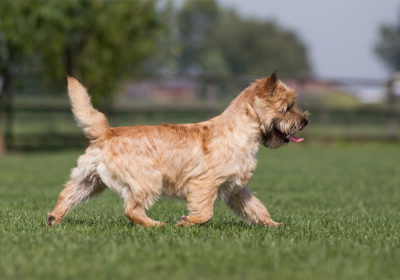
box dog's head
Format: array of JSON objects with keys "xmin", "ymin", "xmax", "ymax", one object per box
[{"xmin": 251, "ymin": 71, "xmax": 309, "ymax": 148}]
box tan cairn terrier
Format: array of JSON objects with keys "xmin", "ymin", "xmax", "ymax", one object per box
[{"xmin": 47, "ymin": 72, "xmax": 308, "ymax": 227}]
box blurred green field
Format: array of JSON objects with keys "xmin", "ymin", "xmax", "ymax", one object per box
[{"xmin": 0, "ymin": 143, "xmax": 399, "ymax": 279}]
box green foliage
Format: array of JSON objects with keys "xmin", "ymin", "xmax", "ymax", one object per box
[
  {"xmin": 174, "ymin": 0, "xmax": 310, "ymax": 76},
  {"xmin": 375, "ymin": 10, "xmax": 400, "ymax": 71},
  {"xmin": 0, "ymin": 0, "xmax": 164, "ymax": 105},
  {"xmin": 0, "ymin": 144, "xmax": 399, "ymax": 279},
  {"xmin": 0, "ymin": 1, "xmax": 34, "ymax": 71},
  {"xmin": 176, "ymin": 0, "xmax": 220, "ymax": 74},
  {"xmin": 0, "ymin": 0, "xmax": 312, "ymax": 103},
  {"xmin": 211, "ymin": 10, "xmax": 310, "ymax": 76}
]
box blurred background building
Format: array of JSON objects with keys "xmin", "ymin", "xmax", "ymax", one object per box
[{"xmin": 0, "ymin": 0, "xmax": 399, "ymax": 152}]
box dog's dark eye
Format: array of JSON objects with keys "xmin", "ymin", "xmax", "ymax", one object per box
[{"xmin": 286, "ymin": 106, "xmax": 293, "ymax": 112}]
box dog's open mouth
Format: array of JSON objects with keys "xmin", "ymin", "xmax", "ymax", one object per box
[
  {"xmin": 288, "ymin": 134, "xmax": 304, "ymax": 143},
  {"xmin": 275, "ymin": 128, "xmax": 304, "ymax": 143},
  {"xmin": 261, "ymin": 127, "xmax": 305, "ymax": 146}
]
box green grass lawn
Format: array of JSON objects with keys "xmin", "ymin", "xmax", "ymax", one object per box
[{"xmin": 0, "ymin": 143, "xmax": 399, "ymax": 279}]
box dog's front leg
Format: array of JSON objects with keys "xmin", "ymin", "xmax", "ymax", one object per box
[
  {"xmin": 226, "ymin": 186, "xmax": 281, "ymax": 227},
  {"xmin": 176, "ymin": 184, "xmax": 218, "ymax": 226}
]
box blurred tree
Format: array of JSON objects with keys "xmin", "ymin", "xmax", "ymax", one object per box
[
  {"xmin": 0, "ymin": 0, "xmax": 40, "ymax": 153},
  {"xmin": 40, "ymin": 0, "xmax": 162, "ymax": 105},
  {"xmin": 174, "ymin": 0, "xmax": 310, "ymax": 77},
  {"xmin": 143, "ymin": 1, "xmax": 180, "ymax": 76},
  {"xmin": 375, "ymin": 12, "xmax": 400, "ymax": 71},
  {"xmin": 0, "ymin": 0, "xmax": 164, "ymax": 153},
  {"xmin": 375, "ymin": 12, "xmax": 400, "ymax": 137},
  {"xmin": 176, "ymin": 0, "xmax": 221, "ymax": 74},
  {"xmin": 211, "ymin": 10, "xmax": 310, "ymax": 76},
  {"xmin": 1, "ymin": 0, "xmax": 163, "ymax": 104}
]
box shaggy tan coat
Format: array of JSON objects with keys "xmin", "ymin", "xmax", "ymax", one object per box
[{"xmin": 48, "ymin": 72, "xmax": 308, "ymax": 227}]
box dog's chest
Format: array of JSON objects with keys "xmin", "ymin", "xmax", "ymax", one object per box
[
  {"xmin": 226, "ymin": 141, "xmax": 259, "ymax": 187},
  {"xmin": 217, "ymin": 152, "xmax": 257, "ymax": 199}
]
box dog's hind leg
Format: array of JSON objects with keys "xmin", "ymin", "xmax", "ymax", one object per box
[
  {"xmin": 118, "ymin": 172, "xmax": 164, "ymax": 227},
  {"xmin": 47, "ymin": 178, "xmax": 104, "ymax": 226},
  {"xmin": 124, "ymin": 195, "xmax": 164, "ymax": 227},
  {"xmin": 226, "ymin": 186, "xmax": 280, "ymax": 227},
  {"xmin": 96, "ymin": 156, "xmax": 164, "ymax": 227},
  {"xmin": 47, "ymin": 152, "xmax": 105, "ymax": 226}
]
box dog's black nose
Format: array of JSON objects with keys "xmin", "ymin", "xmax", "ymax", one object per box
[{"xmin": 302, "ymin": 118, "xmax": 309, "ymax": 127}]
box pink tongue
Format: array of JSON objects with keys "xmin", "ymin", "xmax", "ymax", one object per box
[{"xmin": 289, "ymin": 135, "xmax": 304, "ymax": 143}]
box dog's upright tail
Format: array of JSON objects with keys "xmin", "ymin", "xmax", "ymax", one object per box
[{"xmin": 67, "ymin": 76, "xmax": 110, "ymax": 140}]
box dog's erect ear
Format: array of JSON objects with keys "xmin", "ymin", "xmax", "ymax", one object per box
[
  {"xmin": 264, "ymin": 71, "xmax": 278, "ymax": 96},
  {"xmin": 271, "ymin": 70, "xmax": 278, "ymax": 81}
]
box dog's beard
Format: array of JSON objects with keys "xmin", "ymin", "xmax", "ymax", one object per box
[
  {"xmin": 261, "ymin": 120, "xmax": 304, "ymax": 148},
  {"xmin": 261, "ymin": 128, "xmax": 289, "ymax": 148}
]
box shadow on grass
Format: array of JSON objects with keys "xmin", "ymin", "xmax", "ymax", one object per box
[{"xmin": 54, "ymin": 216, "xmax": 269, "ymax": 231}]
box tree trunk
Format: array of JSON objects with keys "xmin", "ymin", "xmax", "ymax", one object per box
[
  {"xmin": 387, "ymin": 75, "xmax": 398, "ymax": 139},
  {"xmin": 0, "ymin": 70, "xmax": 12, "ymax": 154},
  {"xmin": 64, "ymin": 46, "xmax": 73, "ymax": 75},
  {"xmin": 0, "ymin": 93, "xmax": 4, "ymax": 155}
]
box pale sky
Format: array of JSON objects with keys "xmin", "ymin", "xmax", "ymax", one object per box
[{"xmin": 218, "ymin": 0, "xmax": 399, "ymax": 79}]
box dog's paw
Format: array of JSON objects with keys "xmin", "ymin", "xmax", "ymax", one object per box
[
  {"xmin": 46, "ymin": 214, "xmax": 57, "ymax": 226},
  {"xmin": 152, "ymin": 221, "xmax": 166, "ymax": 227},
  {"xmin": 176, "ymin": 215, "xmax": 189, "ymax": 226},
  {"xmin": 264, "ymin": 220, "xmax": 282, "ymax": 227}
]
